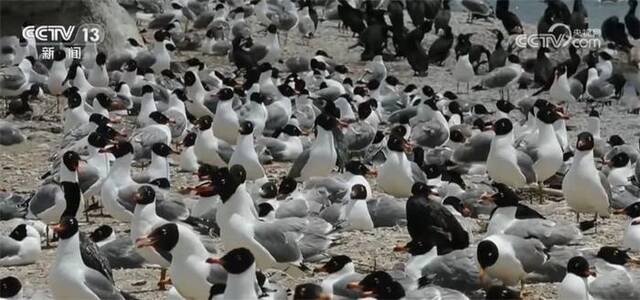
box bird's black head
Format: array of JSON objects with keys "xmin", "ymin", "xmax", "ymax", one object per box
[
  {"xmin": 473, "ymin": 104, "xmax": 489, "ymax": 115},
  {"xmin": 95, "ymin": 52, "xmax": 106, "ymax": 66},
  {"xmin": 375, "ymin": 280, "xmax": 405, "ymax": 299},
  {"xmin": 443, "ymin": 196, "xmax": 467, "ymax": 216},
  {"xmin": 387, "ymin": 135, "xmax": 411, "ymax": 153},
  {"xmin": 357, "ymin": 102, "xmax": 373, "ymax": 120},
  {"xmin": 566, "ymin": 256, "xmax": 593, "ymax": 278},
  {"xmin": 278, "ymin": 177, "xmax": 298, "ymax": 196},
  {"xmin": 211, "ymin": 165, "xmax": 247, "ymax": 202},
  {"xmin": 576, "ymin": 132, "xmax": 595, "ymax": 151},
  {"xmin": 608, "ymin": 135, "xmax": 625, "ymax": 147},
  {"xmin": 87, "ymin": 132, "xmax": 109, "ymax": 149},
  {"xmin": 133, "ymin": 185, "xmax": 156, "ymax": 205},
  {"xmin": 149, "ymin": 111, "xmax": 170, "ymax": 125},
  {"xmin": 281, "ymin": 124, "xmax": 302, "ymax": 136},
  {"xmin": 207, "ymin": 247, "xmax": 255, "ymax": 274},
  {"xmin": 257, "ymin": 202, "xmax": 275, "ymax": 217},
  {"xmin": 536, "ymin": 107, "xmax": 561, "ymax": 124},
  {"xmin": 151, "ymin": 143, "xmax": 175, "ymax": 157},
  {"xmin": 218, "ymin": 88, "xmax": 234, "ymax": 101},
  {"xmin": 101, "ymin": 141, "xmax": 134, "ymax": 158},
  {"xmin": 62, "ymin": 150, "xmax": 82, "ymax": 172},
  {"xmin": 588, "ymin": 109, "xmax": 600, "ymax": 118},
  {"xmin": 9, "ymin": 224, "xmax": 27, "ymax": 241},
  {"xmin": 153, "ymin": 30, "xmax": 168, "ymax": 42},
  {"xmin": 477, "ymin": 240, "xmax": 499, "ymax": 269},
  {"xmin": 485, "ymin": 286, "xmax": 521, "ymax": 300},
  {"xmin": 66, "ymin": 90, "xmax": 83, "ymax": 109},
  {"xmin": 184, "ymin": 71, "xmax": 197, "ymax": 86},
  {"xmin": 422, "ymin": 85, "xmax": 435, "ymax": 97},
  {"xmin": 259, "ymin": 181, "xmax": 278, "ymax": 199},
  {"xmin": 141, "ymin": 223, "xmax": 179, "ymax": 252},
  {"xmin": 423, "ymin": 164, "xmax": 444, "ymax": 179},
  {"xmin": 315, "ymin": 255, "xmax": 352, "ymax": 274},
  {"xmin": 609, "ymin": 152, "xmax": 630, "ymax": 168},
  {"xmin": 127, "ymin": 38, "xmax": 141, "ymax": 47},
  {"xmin": 367, "ymin": 79, "xmax": 380, "ymax": 91},
  {"xmin": 493, "ymin": 118, "xmax": 513, "ymax": 136},
  {"xmin": 315, "ymin": 113, "xmax": 338, "ymax": 131},
  {"xmin": 350, "ymin": 184, "xmax": 368, "ymax": 200},
  {"xmin": 450, "ymin": 129, "xmax": 465, "ymax": 143},
  {"xmin": 597, "ymin": 247, "xmax": 631, "ymax": 266},
  {"xmin": 411, "ymin": 182, "xmax": 433, "ymax": 197},
  {"xmin": 53, "ymin": 49, "xmax": 66, "ymax": 61},
  {"xmin": 267, "ymin": 24, "xmax": 278, "ymax": 34},
  {"xmin": 294, "ymin": 283, "xmax": 326, "ymax": 300},
  {"xmin": 496, "ymin": 100, "xmax": 515, "ymax": 114},
  {"xmin": 507, "ymin": 54, "xmax": 520, "ymax": 64},
  {"xmin": 239, "ymin": 121, "xmax": 254, "ymax": 135},
  {"xmin": 485, "ymin": 183, "xmax": 521, "ymax": 207},
  {"xmin": 89, "ymin": 225, "xmax": 114, "ymax": 243},
  {"xmin": 124, "ymin": 59, "xmax": 137, "ymax": 72},
  {"xmin": 359, "ymin": 271, "xmax": 394, "ymax": 292},
  {"xmin": 345, "ymin": 160, "xmax": 372, "ymax": 176},
  {"xmin": 0, "ymin": 276, "xmax": 22, "ymax": 299},
  {"xmin": 623, "ymin": 202, "xmax": 640, "ymax": 219},
  {"xmin": 53, "ymin": 216, "xmax": 79, "ymax": 240},
  {"xmin": 278, "ymin": 84, "xmax": 296, "ymax": 97},
  {"xmin": 182, "ymin": 132, "xmax": 197, "ymax": 147},
  {"xmin": 198, "ymin": 115, "xmax": 213, "ymax": 130}
]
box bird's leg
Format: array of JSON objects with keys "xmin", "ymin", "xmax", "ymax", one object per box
[
  {"xmin": 538, "ymin": 182, "xmax": 545, "ymax": 204},
  {"xmin": 594, "ymin": 214, "xmax": 598, "ymax": 233},
  {"xmin": 576, "ymin": 212, "xmax": 580, "ymax": 223},
  {"xmin": 456, "ymin": 82, "xmax": 460, "ymax": 94},
  {"xmin": 45, "ymin": 224, "xmax": 50, "ymax": 248},
  {"xmin": 467, "ymin": 82, "xmax": 470, "ymax": 94},
  {"xmin": 85, "ymin": 198, "xmax": 90, "ymax": 223},
  {"xmin": 157, "ymin": 268, "xmax": 171, "ymax": 290}
]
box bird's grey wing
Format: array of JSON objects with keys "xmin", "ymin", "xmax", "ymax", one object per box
[
  {"xmin": 523, "ymin": 145, "xmax": 539, "ymax": 164},
  {"xmin": 80, "ymin": 232, "xmax": 114, "ymax": 283},
  {"xmin": 156, "ymin": 198, "xmax": 190, "ymax": 221},
  {"xmin": 250, "ymin": 44, "xmax": 268, "ymax": 62},
  {"xmin": 253, "ymin": 221, "xmax": 304, "ymax": 263},
  {"xmin": 0, "ymin": 66, "xmax": 25, "ymax": 89},
  {"xmin": 257, "ymin": 137, "xmax": 287, "ymax": 156},
  {"xmin": 134, "ymin": 50, "xmax": 156, "ymax": 70},
  {"xmin": 0, "ymin": 236, "xmax": 21, "ymax": 259},
  {"xmin": 589, "ymin": 269, "xmax": 640, "ymax": 300},
  {"xmin": 99, "ymin": 238, "xmax": 145, "ymax": 269},
  {"xmin": 388, "ymin": 107, "xmax": 418, "ymax": 124},
  {"xmin": 132, "ymin": 126, "xmax": 168, "ymax": 149},
  {"xmin": 287, "ymin": 149, "xmax": 311, "ymax": 179},
  {"xmin": 420, "ymin": 247, "xmax": 481, "ymax": 292},
  {"xmin": 367, "ymin": 198, "xmax": 407, "ymax": 227},
  {"xmin": 599, "ymin": 171, "xmax": 612, "ymax": 202},
  {"xmin": 332, "ymin": 273, "xmax": 365, "ymax": 298},
  {"xmin": 411, "ymin": 161, "xmax": 427, "ymax": 184},
  {"xmin": 78, "ymin": 165, "xmax": 100, "ymax": 193},
  {"xmin": 507, "ymin": 236, "xmax": 547, "ymax": 273},
  {"xmin": 275, "ymin": 200, "xmax": 309, "ymax": 218},
  {"xmin": 148, "ymin": 13, "xmax": 176, "ymax": 29},
  {"xmin": 115, "ymin": 184, "xmax": 140, "ymax": 213},
  {"xmin": 164, "ymin": 109, "xmax": 187, "ymax": 139},
  {"xmin": 193, "ymin": 11, "xmax": 214, "ymax": 29},
  {"xmin": 516, "ymin": 150, "xmax": 537, "ymax": 183},
  {"xmin": 405, "ymin": 286, "xmax": 470, "ymax": 300},
  {"xmin": 452, "ymin": 132, "xmax": 493, "ymax": 163},
  {"xmin": 29, "ymin": 184, "xmax": 63, "ymax": 216},
  {"xmin": 412, "ymin": 122, "xmax": 448, "ymax": 148},
  {"xmin": 527, "ymin": 246, "xmax": 581, "ymax": 283},
  {"xmin": 482, "ymin": 67, "xmax": 519, "ymax": 88},
  {"xmin": 0, "ymin": 192, "xmax": 27, "ymax": 220},
  {"xmin": 83, "ymin": 267, "xmax": 124, "ymax": 300},
  {"xmin": 503, "ymin": 219, "xmax": 581, "ymax": 248}
]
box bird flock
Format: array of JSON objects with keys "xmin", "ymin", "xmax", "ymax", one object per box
[{"xmin": 4, "ymin": 0, "xmax": 640, "ymax": 299}]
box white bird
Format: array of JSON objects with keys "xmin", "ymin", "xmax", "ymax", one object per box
[
  {"xmin": 287, "ymin": 114, "xmax": 339, "ymax": 181},
  {"xmin": 230, "ymin": 121, "xmax": 266, "ymax": 181},
  {"xmin": 137, "ymin": 85, "xmax": 159, "ymax": 127},
  {"xmin": 194, "ymin": 116, "xmax": 228, "ymax": 167},
  {"xmin": 179, "ymin": 132, "xmax": 199, "ymax": 173},
  {"xmin": 205, "ymin": 248, "xmax": 260, "ymax": 300},
  {"xmin": 558, "ymin": 256, "xmax": 595, "ymax": 300},
  {"xmin": 377, "ymin": 135, "xmax": 422, "ymax": 197},
  {"xmin": 87, "ymin": 52, "xmax": 109, "ymax": 87},
  {"xmin": 622, "ymin": 203, "xmax": 640, "ymax": 250},
  {"xmin": 453, "ymin": 52, "xmax": 474, "ymax": 94},
  {"xmin": 213, "ymin": 88, "xmax": 240, "ymax": 145},
  {"xmin": 0, "ymin": 224, "xmax": 41, "ymax": 267},
  {"xmin": 487, "ymin": 118, "xmax": 536, "ymax": 188},
  {"xmin": 562, "ymin": 132, "xmax": 611, "ymax": 227}
]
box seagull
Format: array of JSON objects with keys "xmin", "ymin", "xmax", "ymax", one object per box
[
  {"xmin": 0, "ymin": 224, "xmax": 41, "ymax": 266},
  {"xmin": 313, "ymin": 255, "xmax": 363, "ymax": 298},
  {"xmin": 194, "ymin": 116, "xmax": 228, "ymax": 167},
  {"xmin": 87, "ymin": 52, "xmax": 109, "ymax": 87},
  {"xmin": 229, "ymin": 121, "xmax": 266, "ymax": 181},
  {"xmin": 453, "ymin": 49, "xmax": 474, "ymax": 94},
  {"xmin": 256, "ymin": 124, "xmax": 303, "ymax": 162},
  {"xmin": 477, "ymin": 234, "xmax": 548, "ymax": 288},
  {"xmin": 487, "ymin": 118, "xmax": 536, "ymax": 188},
  {"xmin": 213, "ymin": 88, "xmax": 240, "ymax": 145},
  {"xmin": 136, "ymin": 222, "xmax": 227, "ymax": 299},
  {"xmin": 88, "ymin": 225, "xmax": 145, "ymax": 269},
  {"xmin": 287, "ymin": 113, "xmax": 341, "ymax": 181},
  {"xmin": 179, "ymin": 132, "xmax": 199, "ymax": 172},
  {"xmin": 562, "ymin": 132, "xmax": 611, "ymax": 228},
  {"xmin": 622, "ymin": 202, "xmax": 640, "ymax": 250},
  {"xmin": 558, "ymin": 256, "xmax": 595, "ymax": 300},
  {"xmin": 205, "ymin": 248, "xmax": 260, "ymax": 300},
  {"xmin": 477, "ymin": 55, "xmax": 524, "ymax": 101},
  {"xmin": 49, "ymin": 217, "xmax": 130, "ymax": 300},
  {"xmin": 137, "ymin": 85, "xmax": 159, "ymax": 127}
]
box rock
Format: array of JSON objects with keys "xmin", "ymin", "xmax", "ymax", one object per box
[
  {"xmin": 0, "ymin": 120, "xmax": 25, "ymax": 146},
  {"xmin": 0, "ymin": 0, "xmax": 142, "ymax": 54}
]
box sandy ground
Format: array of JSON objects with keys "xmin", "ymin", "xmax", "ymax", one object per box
[{"xmin": 2, "ymin": 10, "xmax": 640, "ymax": 300}]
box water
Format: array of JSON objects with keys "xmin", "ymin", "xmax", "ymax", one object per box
[{"xmin": 454, "ymin": 0, "xmax": 633, "ymax": 29}]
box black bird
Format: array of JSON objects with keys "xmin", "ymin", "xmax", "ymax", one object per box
[
  {"xmin": 303, "ymin": 0, "xmax": 319, "ymax": 33},
  {"xmin": 570, "ymin": 0, "xmax": 588, "ymax": 32},
  {"xmin": 406, "ymin": 0, "xmax": 440, "ymax": 28},
  {"xmin": 338, "ymin": 0, "xmax": 365, "ymax": 35},
  {"xmin": 231, "ymin": 37, "xmax": 258, "ymax": 70},
  {"xmin": 423, "ymin": 0, "xmax": 442, "ymax": 20},
  {"xmin": 402, "ymin": 20, "xmax": 432, "ymax": 76},
  {"xmin": 626, "ymin": 0, "xmax": 640, "ymax": 39},
  {"xmin": 546, "ymin": 0, "xmax": 571, "ymax": 25},
  {"xmin": 8, "ymin": 87, "xmax": 37, "ymax": 117},
  {"xmin": 489, "ymin": 30, "xmax": 507, "ymax": 71},
  {"xmin": 602, "ymin": 16, "xmax": 633, "ymax": 50},
  {"xmin": 563, "ymin": 44, "xmax": 581, "ymax": 77},
  {"xmin": 388, "ymin": 0, "xmax": 407, "ymax": 57},
  {"xmin": 357, "ymin": 14, "xmax": 389, "ymax": 61},
  {"xmin": 496, "ymin": 0, "xmax": 523, "ymax": 35},
  {"xmin": 434, "ymin": 0, "xmax": 451, "ymax": 34},
  {"xmin": 455, "ymin": 33, "xmax": 491, "ymax": 73},
  {"xmin": 406, "ymin": 182, "xmax": 470, "ymax": 251},
  {"xmin": 428, "ymin": 25, "xmax": 454, "ymax": 66},
  {"xmin": 538, "ymin": 7, "xmax": 555, "ymax": 35},
  {"xmin": 534, "ymin": 47, "xmax": 555, "ymax": 88}
]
